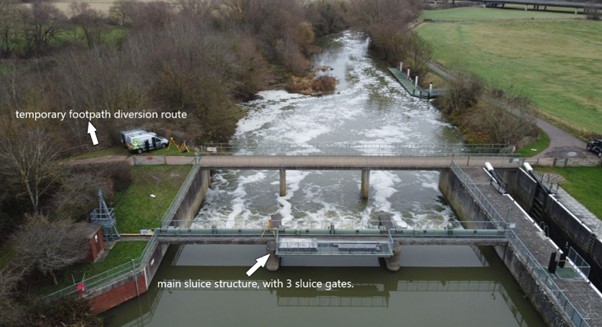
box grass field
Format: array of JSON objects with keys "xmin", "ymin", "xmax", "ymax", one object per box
[
  {"xmin": 536, "ymin": 167, "xmax": 602, "ymax": 220},
  {"xmin": 418, "ymin": 10, "xmax": 602, "ymax": 137},
  {"xmin": 114, "ymin": 165, "xmax": 191, "ymax": 233},
  {"xmin": 422, "ymin": 7, "xmax": 583, "ymax": 21},
  {"xmin": 43, "ymin": 241, "xmax": 148, "ymax": 294}
]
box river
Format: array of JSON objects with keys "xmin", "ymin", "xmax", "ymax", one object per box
[{"xmin": 103, "ymin": 31, "xmax": 545, "ymax": 326}]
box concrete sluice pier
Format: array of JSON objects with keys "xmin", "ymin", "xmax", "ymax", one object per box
[{"xmin": 440, "ymin": 164, "xmax": 602, "ymax": 327}]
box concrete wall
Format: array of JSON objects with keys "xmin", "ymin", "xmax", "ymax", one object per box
[
  {"xmin": 498, "ymin": 169, "xmax": 537, "ymax": 212},
  {"xmin": 171, "ymin": 168, "xmax": 210, "ymax": 228},
  {"xmin": 439, "ymin": 169, "xmax": 571, "ymax": 327},
  {"xmin": 499, "ymin": 168, "xmax": 602, "ymax": 286},
  {"xmin": 494, "ymin": 245, "xmax": 571, "ymax": 327},
  {"xmin": 439, "ymin": 169, "xmax": 490, "ymax": 223}
]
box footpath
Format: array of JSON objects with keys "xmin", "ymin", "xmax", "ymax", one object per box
[{"xmin": 426, "ymin": 62, "xmax": 593, "ymax": 159}]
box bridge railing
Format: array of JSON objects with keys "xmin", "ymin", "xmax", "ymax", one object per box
[
  {"xmin": 171, "ymin": 219, "xmax": 506, "ymax": 233},
  {"xmin": 450, "ymin": 161, "xmax": 591, "ymax": 327},
  {"xmin": 199, "ymin": 143, "xmax": 510, "ymax": 157}
]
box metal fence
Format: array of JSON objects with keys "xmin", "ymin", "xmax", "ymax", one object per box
[
  {"xmin": 450, "ymin": 161, "xmax": 591, "ymax": 327},
  {"xmin": 160, "ymin": 164, "xmax": 201, "ymax": 228},
  {"xmin": 568, "ymin": 248, "xmax": 591, "ymax": 278},
  {"xmin": 525, "ymin": 157, "xmax": 602, "ymax": 168},
  {"xmin": 200, "ymin": 143, "xmax": 509, "ymax": 157}
]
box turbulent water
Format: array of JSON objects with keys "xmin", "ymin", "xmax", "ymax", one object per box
[
  {"xmin": 104, "ymin": 31, "xmax": 547, "ymax": 327},
  {"xmin": 193, "ymin": 31, "xmax": 462, "ymax": 230}
]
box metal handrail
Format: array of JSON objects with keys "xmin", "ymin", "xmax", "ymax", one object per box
[
  {"xmin": 200, "ymin": 143, "xmax": 509, "ymax": 157},
  {"xmin": 450, "ymin": 161, "xmax": 591, "ymax": 327},
  {"xmin": 160, "ymin": 164, "xmax": 200, "ymax": 228}
]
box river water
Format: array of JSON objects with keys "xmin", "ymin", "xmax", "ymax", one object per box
[
  {"xmin": 104, "ymin": 32, "xmax": 545, "ymax": 326},
  {"xmin": 193, "ymin": 31, "xmax": 462, "ymax": 230}
]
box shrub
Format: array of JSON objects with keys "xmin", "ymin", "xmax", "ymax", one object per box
[{"xmin": 312, "ymin": 76, "xmax": 337, "ymax": 94}]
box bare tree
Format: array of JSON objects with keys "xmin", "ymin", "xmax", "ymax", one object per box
[
  {"xmin": 347, "ymin": 0, "xmax": 423, "ymax": 65},
  {"xmin": 304, "ymin": 0, "xmax": 347, "ymax": 36},
  {"xmin": 402, "ymin": 31, "xmax": 433, "ymax": 77},
  {"xmin": 20, "ymin": 1, "xmax": 66, "ymax": 57},
  {"xmin": 108, "ymin": 0, "xmax": 137, "ymax": 26},
  {"xmin": 0, "ymin": 0, "xmax": 19, "ymax": 56},
  {"xmin": 51, "ymin": 173, "xmax": 111, "ymax": 222},
  {"xmin": 69, "ymin": 1, "xmax": 105, "ymax": 48},
  {"xmin": 0, "ymin": 127, "xmax": 63, "ymax": 214},
  {"xmin": 12, "ymin": 215, "xmax": 89, "ymax": 284}
]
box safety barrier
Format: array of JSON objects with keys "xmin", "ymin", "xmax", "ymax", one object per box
[
  {"xmin": 450, "ymin": 161, "xmax": 591, "ymax": 327},
  {"xmin": 199, "ymin": 143, "xmax": 509, "ymax": 157}
]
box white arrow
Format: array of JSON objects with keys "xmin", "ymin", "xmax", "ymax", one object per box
[
  {"xmin": 87, "ymin": 121, "xmax": 98, "ymax": 146},
  {"xmin": 246, "ymin": 254, "xmax": 270, "ymax": 277}
]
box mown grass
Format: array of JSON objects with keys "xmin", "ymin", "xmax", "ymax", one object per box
[
  {"xmin": 69, "ymin": 144, "xmax": 195, "ymax": 160},
  {"xmin": 516, "ymin": 128, "xmax": 551, "ymax": 157},
  {"xmin": 536, "ymin": 167, "xmax": 602, "ymax": 220},
  {"xmin": 113, "ymin": 165, "xmax": 191, "ymax": 233},
  {"xmin": 69, "ymin": 145, "xmax": 130, "ymax": 159},
  {"xmin": 422, "ymin": 7, "xmax": 582, "ymax": 21},
  {"xmin": 418, "ymin": 18, "xmax": 602, "ymax": 138},
  {"xmin": 45, "ymin": 241, "xmax": 148, "ymax": 294}
]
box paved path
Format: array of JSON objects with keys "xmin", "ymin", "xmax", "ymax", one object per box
[{"xmin": 427, "ymin": 62, "xmax": 594, "ymax": 159}]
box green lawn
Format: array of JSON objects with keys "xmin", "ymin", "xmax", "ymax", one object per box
[
  {"xmin": 537, "ymin": 167, "xmax": 602, "ymax": 220},
  {"xmin": 45, "ymin": 241, "xmax": 147, "ymax": 294},
  {"xmin": 418, "ymin": 18, "xmax": 602, "ymax": 137},
  {"xmin": 114, "ymin": 165, "xmax": 191, "ymax": 233},
  {"xmin": 56, "ymin": 26, "xmax": 128, "ymax": 47},
  {"xmin": 422, "ymin": 7, "xmax": 582, "ymax": 21},
  {"xmin": 516, "ymin": 128, "xmax": 551, "ymax": 157}
]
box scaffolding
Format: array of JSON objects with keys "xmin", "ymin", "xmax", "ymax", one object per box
[{"xmin": 90, "ymin": 190, "xmax": 120, "ymax": 241}]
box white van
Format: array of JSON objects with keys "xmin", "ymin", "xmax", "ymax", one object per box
[
  {"xmin": 119, "ymin": 129, "xmax": 147, "ymax": 148},
  {"xmin": 127, "ymin": 133, "xmax": 169, "ymax": 154}
]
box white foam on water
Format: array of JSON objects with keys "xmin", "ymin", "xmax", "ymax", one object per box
[
  {"xmin": 276, "ymin": 170, "xmax": 311, "ymax": 226},
  {"xmin": 193, "ymin": 31, "xmax": 461, "ymax": 230}
]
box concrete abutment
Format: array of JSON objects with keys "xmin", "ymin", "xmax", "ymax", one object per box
[{"xmin": 438, "ymin": 168, "xmax": 578, "ymax": 327}]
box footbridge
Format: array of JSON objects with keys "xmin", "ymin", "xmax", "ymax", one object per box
[
  {"xmin": 477, "ymin": 0, "xmax": 602, "ymax": 13},
  {"xmin": 199, "ymin": 143, "xmax": 518, "ymax": 198}
]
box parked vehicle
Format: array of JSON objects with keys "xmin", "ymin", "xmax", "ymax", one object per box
[
  {"xmin": 119, "ymin": 129, "xmax": 147, "ymax": 148},
  {"xmin": 127, "ymin": 132, "xmax": 169, "ymax": 154},
  {"xmin": 586, "ymin": 139, "xmax": 602, "ymax": 158}
]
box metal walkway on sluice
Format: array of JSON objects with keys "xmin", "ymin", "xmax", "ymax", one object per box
[{"xmin": 155, "ymin": 225, "xmax": 509, "ymax": 256}]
